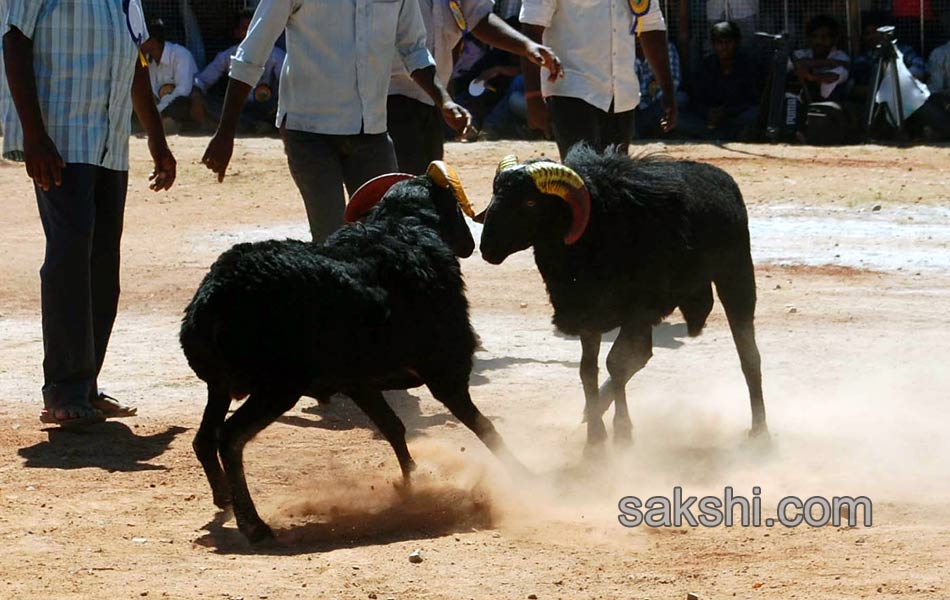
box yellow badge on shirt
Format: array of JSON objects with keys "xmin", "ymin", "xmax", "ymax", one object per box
[
  {"xmin": 628, "ymin": 0, "xmax": 650, "ymax": 16},
  {"xmin": 449, "ymin": 0, "xmax": 468, "ymax": 32}
]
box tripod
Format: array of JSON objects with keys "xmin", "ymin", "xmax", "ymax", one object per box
[
  {"xmin": 755, "ymin": 31, "xmax": 791, "ymax": 143},
  {"xmin": 866, "ymin": 26, "xmax": 906, "ymax": 137}
]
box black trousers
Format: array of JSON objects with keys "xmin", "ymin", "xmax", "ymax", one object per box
[
  {"xmin": 34, "ymin": 164, "xmax": 127, "ymax": 408},
  {"xmin": 547, "ymin": 95, "xmax": 636, "ymax": 159},
  {"xmin": 386, "ymin": 94, "xmax": 444, "ymax": 175}
]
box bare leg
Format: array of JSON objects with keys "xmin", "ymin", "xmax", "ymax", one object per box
[
  {"xmin": 193, "ymin": 383, "xmax": 232, "ymax": 508},
  {"xmin": 601, "ymin": 323, "xmax": 653, "ymax": 446},
  {"xmin": 715, "ymin": 256, "xmax": 768, "ymax": 437},
  {"xmin": 348, "ymin": 389, "xmax": 416, "ymax": 482},
  {"xmin": 218, "ymin": 391, "xmax": 299, "ymax": 543}
]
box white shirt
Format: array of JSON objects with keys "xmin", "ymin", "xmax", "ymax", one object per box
[
  {"xmin": 706, "ymin": 0, "xmax": 758, "ymax": 21},
  {"xmin": 195, "ymin": 44, "xmax": 286, "ymax": 101},
  {"xmin": 389, "ymin": 0, "xmax": 494, "ymax": 105},
  {"xmin": 231, "ymin": 0, "xmax": 435, "ymax": 135},
  {"xmin": 149, "ymin": 42, "xmax": 198, "ymax": 113},
  {"xmin": 790, "ymin": 47, "xmax": 849, "ymax": 99},
  {"xmin": 520, "ymin": 0, "xmax": 666, "ymax": 112}
]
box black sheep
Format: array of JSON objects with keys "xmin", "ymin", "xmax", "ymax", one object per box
[
  {"xmin": 477, "ymin": 145, "xmax": 768, "ymax": 450},
  {"xmin": 181, "ymin": 162, "xmax": 523, "ymax": 543}
]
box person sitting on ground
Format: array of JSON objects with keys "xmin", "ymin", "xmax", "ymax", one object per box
[
  {"xmin": 192, "ymin": 9, "xmax": 285, "ymax": 133},
  {"xmin": 678, "ymin": 21, "xmax": 761, "ymax": 141},
  {"xmin": 635, "ymin": 37, "xmax": 684, "ymax": 139},
  {"xmin": 852, "ymin": 12, "xmax": 928, "ymax": 99},
  {"xmin": 928, "ymin": 37, "xmax": 950, "ymax": 93},
  {"xmin": 789, "ymin": 14, "xmax": 850, "ymax": 102},
  {"xmin": 141, "ymin": 18, "xmax": 199, "ymax": 131}
]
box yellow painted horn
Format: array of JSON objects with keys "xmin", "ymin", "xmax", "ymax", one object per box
[
  {"xmin": 524, "ymin": 162, "xmax": 591, "ymax": 245},
  {"xmin": 495, "ymin": 154, "xmax": 520, "ymax": 176},
  {"xmin": 426, "ymin": 161, "xmax": 475, "ymax": 218}
]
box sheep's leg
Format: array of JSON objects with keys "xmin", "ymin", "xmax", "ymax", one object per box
[
  {"xmin": 428, "ymin": 381, "xmax": 530, "ymax": 475},
  {"xmin": 348, "ymin": 389, "xmax": 416, "ymax": 483},
  {"xmin": 193, "ymin": 383, "xmax": 233, "ymax": 508},
  {"xmin": 579, "ymin": 332, "xmax": 607, "ymax": 448},
  {"xmin": 218, "ymin": 391, "xmax": 298, "ymax": 544},
  {"xmin": 601, "ymin": 323, "xmax": 653, "ymax": 446},
  {"xmin": 714, "ymin": 260, "xmax": 768, "ymax": 438}
]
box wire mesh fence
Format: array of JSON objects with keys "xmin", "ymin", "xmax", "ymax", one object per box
[{"xmin": 142, "ymin": 0, "xmax": 254, "ymax": 69}]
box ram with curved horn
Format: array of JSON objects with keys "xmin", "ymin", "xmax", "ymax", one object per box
[
  {"xmin": 181, "ymin": 161, "xmax": 524, "ymax": 543},
  {"xmin": 479, "ymin": 143, "xmax": 768, "ymax": 452}
]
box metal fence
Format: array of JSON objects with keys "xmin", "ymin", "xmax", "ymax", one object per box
[
  {"xmin": 658, "ymin": 0, "xmax": 948, "ymax": 59},
  {"xmin": 142, "ymin": 0, "xmax": 254, "ymax": 69}
]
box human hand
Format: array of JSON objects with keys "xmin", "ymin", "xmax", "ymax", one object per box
[
  {"xmin": 441, "ymin": 100, "xmax": 473, "ymax": 137},
  {"xmin": 22, "ymin": 131, "xmax": 64, "ymax": 192},
  {"xmin": 660, "ymin": 93, "xmax": 678, "ymax": 133},
  {"xmin": 525, "ymin": 42, "xmax": 563, "ymax": 82},
  {"xmin": 202, "ymin": 131, "xmax": 234, "ymax": 183},
  {"xmin": 147, "ymin": 137, "xmax": 176, "ymax": 191}
]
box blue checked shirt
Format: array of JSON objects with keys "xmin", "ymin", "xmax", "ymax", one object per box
[
  {"xmin": 635, "ymin": 40, "xmax": 680, "ymax": 108},
  {"xmin": 1, "ymin": 0, "xmax": 144, "ymax": 171}
]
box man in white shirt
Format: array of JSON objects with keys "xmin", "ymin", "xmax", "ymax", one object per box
[
  {"xmin": 201, "ymin": 0, "xmax": 469, "ymax": 243},
  {"xmin": 520, "ymin": 0, "xmax": 678, "ymax": 158},
  {"xmin": 387, "ymin": 1, "xmax": 561, "ymax": 174},
  {"xmin": 140, "ymin": 18, "xmax": 199, "ymax": 127},
  {"xmin": 192, "ymin": 8, "xmax": 285, "ymax": 132}
]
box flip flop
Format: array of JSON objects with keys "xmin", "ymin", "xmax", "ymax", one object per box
[
  {"xmin": 39, "ymin": 404, "xmax": 106, "ymax": 428},
  {"xmin": 91, "ymin": 393, "xmax": 137, "ymax": 418}
]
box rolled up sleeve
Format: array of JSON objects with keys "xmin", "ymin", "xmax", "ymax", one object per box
[
  {"xmin": 520, "ymin": 0, "xmax": 556, "ymax": 28},
  {"xmin": 230, "ymin": 0, "xmax": 293, "ymax": 87},
  {"xmin": 395, "ymin": 0, "xmax": 435, "ymax": 74},
  {"xmin": 5, "ymin": 0, "xmax": 46, "ymax": 39},
  {"xmin": 636, "ymin": 0, "xmax": 667, "ymax": 33}
]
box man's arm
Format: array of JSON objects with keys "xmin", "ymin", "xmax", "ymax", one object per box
[
  {"xmin": 194, "ymin": 48, "xmax": 232, "ymax": 93},
  {"xmin": 410, "ymin": 66, "xmax": 471, "ymax": 133},
  {"xmin": 132, "ymin": 60, "xmax": 176, "ymax": 191},
  {"xmin": 202, "ymin": 0, "xmax": 291, "ymax": 181},
  {"xmin": 638, "ymin": 30, "xmax": 677, "ymax": 132},
  {"xmin": 520, "ymin": 23, "xmax": 550, "ymax": 136},
  {"xmin": 470, "ymin": 13, "xmax": 561, "ymax": 80},
  {"xmin": 2, "ymin": 26, "xmax": 63, "ymax": 191}
]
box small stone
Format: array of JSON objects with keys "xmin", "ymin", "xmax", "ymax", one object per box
[
  {"xmin": 140, "ymin": 593, "xmax": 148, "ymax": 597},
  {"xmin": 528, "ymin": 595, "xmax": 538, "ymax": 599},
  {"xmin": 492, "ymin": 532, "xmax": 501, "ymax": 539},
  {"xmin": 687, "ymin": 594, "xmax": 700, "ymax": 600},
  {"xmin": 408, "ymin": 549, "xmax": 423, "ymax": 564},
  {"xmin": 787, "ymin": 307, "xmax": 797, "ymax": 314},
  {"xmin": 520, "ymin": 303, "xmax": 528, "ymax": 309},
  {"xmin": 752, "ymin": 582, "xmax": 764, "ymax": 589},
  {"xmin": 872, "ymin": 205, "xmax": 882, "ymax": 212},
  {"xmin": 132, "ymin": 537, "xmax": 148, "ymax": 543},
  {"xmin": 368, "ymin": 594, "xmax": 377, "ymax": 599}
]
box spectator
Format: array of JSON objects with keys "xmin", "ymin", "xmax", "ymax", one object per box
[
  {"xmin": 679, "ymin": 21, "xmax": 761, "ymax": 140},
  {"xmin": 192, "ymin": 8, "xmax": 285, "ymax": 133},
  {"xmin": 928, "ymin": 38, "xmax": 950, "ymax": 93},
  {"xmin": 852, "ymin": 12, "xmax": 927, "ymax": 95},
  {"xmin": 705, "ymin": 0, "xmax": 759, "ymax": 44},
  {"xmin": 386, "ymin": 0, "xmax": 560, "ymax": 174},
  {"xmin": 635, "ymin": 38, "xmax": 684, "ymax": 138},
  {"xmin": 790, "ymin": 15, "xmax": 850, "ymax": 101},
  {"xmin": 2, "ymin": 0, "xmax": 176, "ymax": 427},
  {"xmin": 520, "ymin": 0, "xmax": 677, "ymax": 158},
  {"xmin": 201, "ymin": 0, "xmax": 469, "ymax": 243},
  {"xmin": 141, "ymin": 18, "xmax": 199, "ymax": 131}
]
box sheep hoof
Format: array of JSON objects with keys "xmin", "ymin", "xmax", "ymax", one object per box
[
  {"xmin": 212, "ymin": 493, "xmax": 233, "ymax": 510},
  {"xmin": 748, "ymin": 424, "xmax": 770, "ymax": 440},
  {"xmin": 613, "ymin": 426, "xmax": 633, "ymax": 447},
  {"xmin": 244, "ymin": 522, "xmax": 276, "ymax": 545}
]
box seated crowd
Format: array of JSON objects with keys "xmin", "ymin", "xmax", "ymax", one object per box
[{"xmin": 148, "ymin": 5, "xmax": 950, "ymax": 143}]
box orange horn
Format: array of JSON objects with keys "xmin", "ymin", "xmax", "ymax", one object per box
[{"xmin": 344, "ymin": 172, "xmax": 414, "ymax": 223}]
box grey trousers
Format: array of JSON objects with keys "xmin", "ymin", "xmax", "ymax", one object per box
[
  {"xmin": 283, "ymin": 129, "xmax": 397, "ymax": 243},
  {"xmin": 34, "ymin": 164, "xmax": 127, "ymax": 408}
]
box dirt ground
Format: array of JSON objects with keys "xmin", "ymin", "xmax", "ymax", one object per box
[{"xmin": 1, "ymin": 137, "xmax": 949, "ymax": 600}]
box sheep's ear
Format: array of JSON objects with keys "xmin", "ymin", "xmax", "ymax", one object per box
[
  {"xmin": 344, "ymin": 173, "xmax": 414, "ymax": 223},
  {"xmin": 426, "ymin": 161, "xmax": 475, "ymax": 219}
]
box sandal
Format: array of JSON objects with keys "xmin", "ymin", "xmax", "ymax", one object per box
[
  {"xmin": 39, "ymin": 402, "xmax": 105, "ymax": 428},
  {"xmin": 90, "ymin": 392, "xmax": 137, "ymax": 419}
]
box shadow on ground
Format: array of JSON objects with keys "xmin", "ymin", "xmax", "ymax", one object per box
[{"xmin": 18, "ymin": 422, "xmax": 187, "ymax": 471}]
